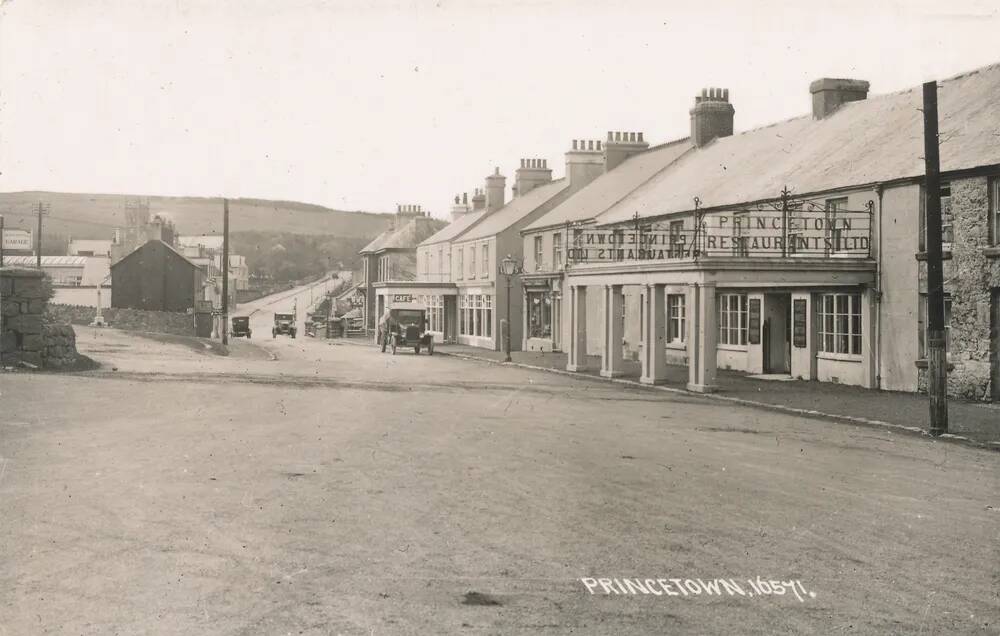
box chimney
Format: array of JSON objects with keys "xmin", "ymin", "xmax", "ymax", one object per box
[
  {"xmin": 471, "ymin": 188, "xmax": 486, "ymax": 211},
  {"xmin": 603, "ymin": 131, "xmax": 649, "ymax": 172},
  {"xmin": 809, "ymin": 78, "xmax": 870, "ymax": 119},
  {"xmin": 450, "ymin": 193, "xmax": 471, "ymax": 222},
  {"xmin": 566, "ymin": 139, "xmax": 604, "ymax": 190},
  {"xmin": 689, "ymin": 87, "xmax": 734, "ymax": 147},
  {"xmin": 484, "ymin": 167, "xmax": 506, "ymax": 212},
  {"xmin": 513, "ymin": 158, "xmax": 552, "ymax": 197}
]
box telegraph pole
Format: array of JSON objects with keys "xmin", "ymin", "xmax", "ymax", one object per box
[
  {"xmin": 222, "ymin": 198, "xmax": 230, "ymax": 345},
  {"xmin": 36, "ymin": 202, "xmax": 49, "ymax": 268},
  {"xmin": 922, "ymin": 80, "xmax": 948, "ymax": 435}
]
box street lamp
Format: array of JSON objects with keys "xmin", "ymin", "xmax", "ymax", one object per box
[{"xmin": 498, "ymin": 253, "xmax": 522, "ymax": 362}]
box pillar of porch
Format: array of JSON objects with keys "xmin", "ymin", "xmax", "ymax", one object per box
[
  {"xmin": 640, "ymin": 284, "xmax": 668, "ymax": 385},
  {"xmin": 686, "ymin": 282, "xmax": 718, "ymax": 393},
  {"xmin": 601, "ymin": 284, "xmax": 625, "ymax": 378},
  {"xmin": 566, "ymin": 285, "xmax": 588, "ymax": 372}
]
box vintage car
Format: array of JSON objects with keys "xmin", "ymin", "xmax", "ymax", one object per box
[
  {"xmin": 378, "ymin": 305, "xmax": 434, "ymax": 355},
  {"xmin": 272, "ymin": 312, "xmax": 297, "ymax": 338},
  {"xmin": 231, "ymin": 316, "xmax": 252, "ymax": 339}
]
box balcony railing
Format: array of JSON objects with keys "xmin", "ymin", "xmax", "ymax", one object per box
[{"xmin": 570, "ymin": 203, "xmax": 874, "ymax": 264}]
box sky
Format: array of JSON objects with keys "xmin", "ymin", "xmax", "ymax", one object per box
[{"xmin": 1, "ymin": 0, "xmax": 998, "ymax": 218}]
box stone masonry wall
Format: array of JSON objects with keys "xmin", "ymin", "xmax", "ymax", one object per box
[
  {"xmin": 1, "ymin": 268, "xmax": 78, "ymax": 369},
  {"xmin": 917, "ymin": 176, "xmax": 1000, "ymax": 401},
  {"xmin": 46, "ymin": 303, "xmax": 196, "ymax": 337}
]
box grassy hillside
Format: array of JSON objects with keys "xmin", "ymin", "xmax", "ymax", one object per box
[{"xmin": 0, "ymin": 191, "xmax": 393, "ymax": 241}]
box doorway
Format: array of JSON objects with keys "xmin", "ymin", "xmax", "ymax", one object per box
[{"xmin": 763, "ymin": 293, "xmax": 792, "ymax": 374}]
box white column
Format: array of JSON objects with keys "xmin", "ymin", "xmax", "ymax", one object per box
[
  {"xmin": 566, "ymin": 285, "xmax": 588, "ymax": 372},
  {"xmin": 862, "ymin": 286, "xmax": 878, "ymax": 389},
  {"xmin": 601, "ymin": 284, "xmax": 625, "ymax": 378},
  {"xmin": 640, "ymin": 284, "xmax": 668, "ymax": 385},
  {"xmin": 686, "ymin": 282, "xmax": 718, "ymax": 393},
  {"xmin": 790, "ymin": 292, "xmax": 814, "ymax": 380}
]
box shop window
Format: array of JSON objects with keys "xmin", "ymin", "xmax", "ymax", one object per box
[
  {"xmin": 818, "ymin": 293, "xmax": 862, "ymax": 356},
  {"xmin": 527, "ymin": 291, "xmax": 552, "ymax": 338},
  {"xmin": 919, "ymin": 181, "xmax": 953, "ymax": 251},
  {"xmin": 481, "ymin": 244, "xmax": 489, "ymax": 278},
  {"xmin": 534, "ymin": 236, "xmax": 543, "ymax": 271},
  {"xmin": 918, "ymin": 294, "xmax": 952, "ymax": 358},
  {"xmin": 459, "ymin": 295, "xmax": 468, "ymax": 335},
  {"xmin": 667, "ymin": 294, "xmax": 686, "ymax": 343},
  {"xmin": 718, "ymin": 293, "xmax": 748, "ymax": 346},
  {"xmin": 553, "ymin": 232, "xmax": 563, "ymax": 268},
  {"xmin": 483, "ymin": 295, "xmax": 493, "ymax": 338}
]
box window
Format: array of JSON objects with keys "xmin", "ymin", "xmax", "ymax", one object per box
[
  {"xmin": 553, "ymin": 233, "xmax": 563, "ymax": 269},
  {"xmin": 818, "ymin": 293, "xmax": 862, "ymax": 355},
  {"xmin": 469, "ymin": 246, "xmax": 476, "ymax": 278},
  {"xmin": 992, "ymin": 178, "xmax": 1000, "ymax": 245},
  {"xmin": 457, "ymin": 249, "xmax": 463, "ymax": 280},
  {"xmin": 918, "ymin": 294, "xmax": 952, "ymax": 358},
  {"xmin": 483, "ymin": 295, "xmax": 493, "ymax": 338},
  {"xmin": 667, "ymin": 294, "xmax": 685, "ymax": 343},
  {"xmin": 427, "ymin": 295, "xmax": 443, "ymax": 332},
  {"xmin": 826, "ymin": 197, "xmax": 849, "ymax": 253},
  {"xmin": 718, "ymin": 293, "xmax": 748, "ymax": 346},
  {"xmin": 731, "ymin": 213, "xmax": 749, "ymax": 257},
  {"xmin": 668, "ymin": 221, "xmax": 685, "ymax": 257},
  {"xmin": 527, "ymin": 291, "xmax": 552, "ymax": 338},
  {"xmin": 481, "ymin": 244, "xmax": 489, "ymax": 278},
  {"xmin": 534, "ymin": 236, "xmax": 543, "ymax": 271},
  {"xmin": 919, "ymin": 181, "xmax": 953, "ymax": 251}
]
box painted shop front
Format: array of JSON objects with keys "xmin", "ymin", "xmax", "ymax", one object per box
[
  {"xmin": 559, "ymin": 203, "xmax": 878, "ymax": 392},
  {"xmin": 373, "ymin": 282, "xmax": 457, "ymax": 343}
]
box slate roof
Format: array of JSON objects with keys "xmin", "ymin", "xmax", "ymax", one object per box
[
  {"xmin": 457, "ymin": 178, "xmax": 570, "ymax": 242},
  {"xmin": 523, "ymin": 139, "xmax": 693, "ymax": 232},
  {"xmin": 418, "ymin": 209, "xmax": 490, "ymax": 247},
  {"xmin": 361, "ymin": 216, "xmax": 446, "ymax": 254},
  {"xmin": 598, "ymin": 63, "xmax": 1000, "ymax": 225}
]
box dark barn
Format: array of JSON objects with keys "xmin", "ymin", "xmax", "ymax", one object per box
[{"xmin": 111, "ymin": 240, "xmax": 204, "ymax": 312}]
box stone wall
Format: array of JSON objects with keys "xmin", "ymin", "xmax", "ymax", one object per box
[
  {"xmin": 46, "ymin": 303, "xmax": 196, "ymax": 337},
  {"xmin": 1, "ymin": 268, "xmax": 78, "ymax": 369},
  {"xmin": 917, "ymin": 176, "xmax": 1000, "ymax": 401}
]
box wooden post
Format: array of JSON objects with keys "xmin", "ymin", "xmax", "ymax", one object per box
[{"xmin": 922, "ymin": 80, "xmax": 948, "ymax": 435}]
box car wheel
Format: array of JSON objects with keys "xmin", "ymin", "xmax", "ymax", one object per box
[
  {"xmin": 428, "ymin": 340, "xmax": 434, "ymax": 356},
  {"xmin": 415, "ymin": 345, "xmax": 421, "ymax": 355},
  {"xmin": 391, "ymin": 339, "xmax": 397, "ymax": 355}
]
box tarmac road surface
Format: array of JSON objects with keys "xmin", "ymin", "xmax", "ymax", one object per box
[{"xmin": 1, "ymin": 296, "xmax": 998, "ymax": 634}]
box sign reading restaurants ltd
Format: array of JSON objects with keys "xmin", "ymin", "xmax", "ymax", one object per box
[{"xmin": 567, "ymin": 208, "xmax": 872, "ymax": 262}]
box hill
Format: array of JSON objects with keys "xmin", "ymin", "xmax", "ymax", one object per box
[{"xmin": 0, "ymin": 191, "xmax": 394, "ymax": 242}]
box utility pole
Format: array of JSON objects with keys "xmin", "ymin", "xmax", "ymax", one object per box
[
  {"xmin": 222, "ymin": 198, "xmax": 230, "ymax": 345},
  {"xmin": 36, "ymin": 202, "xmax": 49, "ymax": 268},
  {"xmin": 923, "ymin": 80, "xmax": 948, "ymax": 435}
]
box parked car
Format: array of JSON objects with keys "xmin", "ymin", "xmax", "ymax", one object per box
[
  {"xmin": 231, "ymin": 316, "xmax": 252, "ymax": 338},
  {"xmin": 272, "ymin": 312, "xmax": 297, "ymax": 338},
  {"xmin": 378, "ymin": 305, "xmax": 433, "ymax": 355}
]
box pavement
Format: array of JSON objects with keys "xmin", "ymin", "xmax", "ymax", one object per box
[
  {"xmin": 1, "ymin": 284, "xmax": 998, "ymax": 635},
  {"xmin": 404, "ymin": 343, "xmax": 1000, "ymax": 449}
]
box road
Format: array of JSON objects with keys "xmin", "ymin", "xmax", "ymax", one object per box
[{"xmin": 1, "ymin": 287, "xmax": 998, "ymax": 635}]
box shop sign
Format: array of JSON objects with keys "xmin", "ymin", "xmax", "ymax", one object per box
[
  {"xmin": 1, "ymin": 229, "xmax": 32, "ymax": 251},
  {"xmin": 350, "ymin": 289, "xmax": 365, "ymax": 307},
  {"xmin": 392, "ymin": 294, "xmax": 413, "ymax": 303},
  {"xmin": 793, "ymin": 299, "xmax": 808, "ymax": 348},
  {"xmin": 748, "ymin": 299, "xmax": 761, "ymax": 345}
]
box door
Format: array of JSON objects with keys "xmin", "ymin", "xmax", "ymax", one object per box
[
  {"xmin": 763, "ymin": 293, "xmax": 791, "ymax": 374},
  {"xmin": 991, "ymin": 289, "xmax": 999, "ymax": 402}
]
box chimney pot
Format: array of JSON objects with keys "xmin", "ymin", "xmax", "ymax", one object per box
[
  {"xmin": 690, "ymin": 87, "xmax": 735, "ymax": 147},
  {"xmin": 723, "ymin": 88, "xmax": 729, "ymax": 101},
  {"xmin": 637, "ymin": 132, "xmax": 644, "ymax": 142},
  {"xmin": 572, "ymin": 140, "xmax": 578, "ymax": 150},
  {"xmin": 607, "ymin": 131, "xmax": 613, "ymax": 141}
]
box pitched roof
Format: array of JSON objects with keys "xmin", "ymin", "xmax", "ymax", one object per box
[
  {"xmin": 111, "ymin": 239, "xmax": 201, "ymax": 270},
  {"xmin": 599, "ymin": 63, "xmax": 1000, "ymax": 225},
  {"xmin": 361, "ymin": 216, "xmax": 446, "ymax": 253},
  {"xmin": 418, "ymin": 208, "xmax": 490, "ymax": 247},
  {"xmin": 457, "ymin": 178, "xmax": 570, "ymax": 242},
  {"xmin": 523, "ymin": 139, "xmax": 693, "ymax": 232}
]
